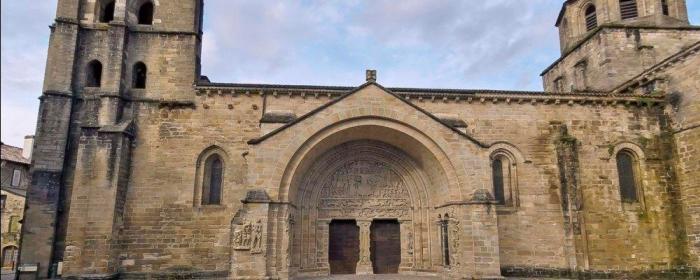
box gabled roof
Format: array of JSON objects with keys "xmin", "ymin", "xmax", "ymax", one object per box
[
  {"xmin": 1, "ymin": 186, "xmax": 26, "ymax": 197},
  {"xmin": 555, "ymin": 0, "xmax": 577, "ymax": 27},
  {"xmin": 1, "ymin": 143, "xmax": 30, "ymax": 165},
  {"xmin": 247, "ymin": 82, "xmax": 489, "ymax": 148}
]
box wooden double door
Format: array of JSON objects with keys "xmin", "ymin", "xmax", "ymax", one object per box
[{"xmin": 328, "ymin": 219, "xmax": 400, "ymax": 275}]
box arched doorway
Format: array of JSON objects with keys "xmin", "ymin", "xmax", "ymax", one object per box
[
  {"xmin": 2, "ymin": 246, "xmax": 18, "ymax": 270},
  {"xmin": 291, "ymin": 140, "xmax": 433, "ymax": 275}
]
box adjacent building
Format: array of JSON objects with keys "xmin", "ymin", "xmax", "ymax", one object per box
[{"xmin": 1, "ymin": 137, "xmax": 32, "ymax": 272}]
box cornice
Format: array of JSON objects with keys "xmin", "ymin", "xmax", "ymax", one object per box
[{"xmin": 194, "ymin": 85, "xmax": 664, "ymax": 108}]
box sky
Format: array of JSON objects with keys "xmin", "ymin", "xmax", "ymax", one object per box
[{"xmin": 1, "ymin": 1, "xmax": 699, "ymax": 147}]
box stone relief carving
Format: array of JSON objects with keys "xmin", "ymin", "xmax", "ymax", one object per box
[
  {"xmin": 232, "ymin": 219, "xmax": 263, "ymax": 253},
  {"xmin": 407, "ymin": 231, "xmax": 414, "ymax": 256},
  {"xmin": 233, "ymin": 222, "xmax": 253, "ymax": 250},
  {"xmin": 357, "ymin": 221, "xmax": 372, "ymax": 265},
  {"xmin": 449, "ymin": 219, "xmax": 460, "ymax": 266},
  {"xmin": 251, "ymin": 219, "xmax": 263, "ymax": 254},
  {"xmin": 283, "ymin": 213, "xmax": 294, "ymax": 267},
  {"xmin": 318, "ymin": 160, "xmax": 411, "ymax": 219}
]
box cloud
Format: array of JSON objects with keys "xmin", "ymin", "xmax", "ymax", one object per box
[
  {"xmin": 201, "ymin": 0, "xmax": 561, "ymax": 88},
  {"xmin": 4, "ymin": 1, "xmax": 697, "ymax": 147},
  {"xmin": 1, "ymin": 0, "xmax": 55, "ymax": 146}
]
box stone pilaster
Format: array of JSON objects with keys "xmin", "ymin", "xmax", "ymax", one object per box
[
  {"xmin": 356, "ymin": 220, "xmax": 373, "ymax": 274},
  {"xmin": 18, "ymin": 11, "xmax": 80, "ymax": 279},
  {"xmin": 398, "ymin": 219, "xmax": 414, "ymax": 272},
  {"xmin": 230, "ymin": 190, "xmax": 271, "ymax": 280},
  {"xmin": 315, "ymin": 220, "xmax": 330, "ymax": 272},
  {"xmin": 552, "ymin": 123, "xmax": 590, "ymax": 275},
  {"xmin": 61, "ymin": 125, "xmax": 133, "ymax": 278}
]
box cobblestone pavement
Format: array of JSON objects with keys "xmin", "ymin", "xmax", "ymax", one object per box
[
  {"xmin": 295, "ymin": 275, "xmax": 566, "ymax": 280},
  {"xmin": 296, "ymin": 275, "xmax": 439, "ymax": 280},
  {"xmin": 0, "ymin": 272, "xmax": 15, "ymax": 280}
]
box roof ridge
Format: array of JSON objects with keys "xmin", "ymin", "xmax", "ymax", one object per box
[{"xmin": 247, "ymin": 82, "xmax": 489, "ymax": 147}]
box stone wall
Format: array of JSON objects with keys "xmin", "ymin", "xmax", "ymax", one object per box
[
  {"xmin": 21, "ymin": 1, "xmax": 700, "ymax": 279},
  {"xmin": 543, "ymin": 27, "xmax": 700, "ymax": 92}
]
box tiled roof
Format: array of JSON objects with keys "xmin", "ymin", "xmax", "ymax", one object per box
[{"xmin": 1, "ymin": 143, "xmax": 30, "ymax": 165}]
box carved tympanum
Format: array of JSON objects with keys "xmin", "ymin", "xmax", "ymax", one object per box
[{"xmin": 318, "ymin": 160, "xmax": 410, "ymax": 219}]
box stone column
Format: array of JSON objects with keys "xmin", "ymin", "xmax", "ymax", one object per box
[
  {"xmin": 316, "ymin": 220, "xmax": 331, "ymax": 273},
  {"xmin": 399, "ymin": 219, "xmax": 414, "ymax": 272},
  {"xmin": 356, "ymin": 220, "xmax": 373, "ymax": 274}
]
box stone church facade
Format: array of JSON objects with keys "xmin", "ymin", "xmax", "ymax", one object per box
[{"xmin": 16, "ymin": 0, "xmax": 700, "ymax": 279}]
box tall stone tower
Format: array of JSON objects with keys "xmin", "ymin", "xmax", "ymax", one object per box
[
  {"xmin": 543, "ymin": 0, "xmax": 700, "ymax": 270},
  {"xmin": 18, "ymin": 0, "xmax": 203, "ymax": 278},
  {"xmin": 541, "ymin": 0, "xmax": 697, "ymax": 92}
]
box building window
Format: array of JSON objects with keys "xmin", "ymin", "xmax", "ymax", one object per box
[
  {"xmin": 2, "ymin": 246, "xmax": 19, "ymax": 269},
  {"xmin": 617, "ymin": 151, "xmax": 639, "ymax": 203},
  {"xmin": 553, "ymin": 76, "xmax": 567, "ymax": 92},
  {"xmin": 9, "ymin": 216, "xmax": 20, "ymax": 233},
  {"xmin": 138, "ymin": 2, "xmax": 154, "ymax": 25},
  {"xmin": 439, "ymin": 214, "xmax": 450, "ymax": 266},
  {"xmin": 11, "ymin": 169, "xmax": 21, "ymax": 187},
  {"xmin": 132, "ymin": 62, "xmax": 147, "ymax": 89},
  {"xmin": 574, "ymin": 60, "xmax": 588, "ymax": 90},
  {"xmin": 0, "ymin": 195, "xmax": 6, "ymax": 209},
  {"xmin": 201, "ymin": 154, "xmax": 223, "ymax": 205},
  {"xmin": 585, "ymin": 4, "xmax": 598, "ymax": 31},
  {"xmin": 490, "ymin": 150, "xmax": 519, "ymax": 207},
  {"xmin": 661, "ymin": 0, "xmax": 669, "ymax": 15},
  {"xmin": 99, "ymin": 1, "xmax": 115, "ymax": 23},
  {"xmin": 620, "ymin": 0, "xmax": 639, "ymax": 20},
  {"xmin": 86, "ymin": 60, "xmax": 103, "ymax": 87},
  {"xmin": 492, "ymin": 158, "xmax": 505, "ymax": 205}
]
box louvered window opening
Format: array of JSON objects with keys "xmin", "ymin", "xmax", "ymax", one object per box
[
  {"xmin": 620, "ymin": 0, "xmax": 639, "ymax": 20},
  {"xmin": 585, "ymin": 6, "xmax": 598, "ymax": 31}
]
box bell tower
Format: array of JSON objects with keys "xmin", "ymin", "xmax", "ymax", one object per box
[
  {"xmin": 542, "ymin": 0, "xmax": 698, "ymax": 93},
  {"xmin": 556, "ymin": 0, "xmax": 689, "ymax": 53},
  {"xmin": 18, "ymin": 1, "xmax": 204, "ymax": 279}
]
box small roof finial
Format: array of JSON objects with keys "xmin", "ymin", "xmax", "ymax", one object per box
[{"xmin": 366, "ymin": 69, "xmax": 377, "ymax": 82}]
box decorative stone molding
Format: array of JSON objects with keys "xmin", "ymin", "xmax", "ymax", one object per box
[{"xmin": 194, "ymin": 85, "xmax": 665, "ymax": 108}]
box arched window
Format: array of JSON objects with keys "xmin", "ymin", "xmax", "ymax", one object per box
[
  {"xmin": 99, "ymin": 1, "xmax": 115, "ymax": 23},
  {"xmin": 620, "ymin": 0, "xmax": 639, "ymax": 19},
  {"xmin": 2, "ymin": 246, "xmax": 19, "ymax": 269},
  {"xmin": 138, "ymin": 2, "xmax": 154, "ymax": 25},
  {"xmin": 86, "ymin": 60, "xmax": 103, "ymax": 87},
  {"xmin": 202, "ymin": 154, "xmax": 223, "ymax": 205},
  {"xmin": 491, "ymin": 151, "xmax": 518, "ymax": 207},
  {"xmin": 585, "ymin": 4, "xmax": 598, "ymax": 31},
  {"xmin": 616, "ymin": 151, "xmax": 639, "ymax": 202},
  {"xmin": 492, "ymin": 158, "xmax": 505, "ymax": 205},
  {"xmin": 132, "ymin": 62, "xmax": 147, "ymax": 89},
  {"xmin": 661, "ymin": 0, "xmax": 669, "ymax": 15}
]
